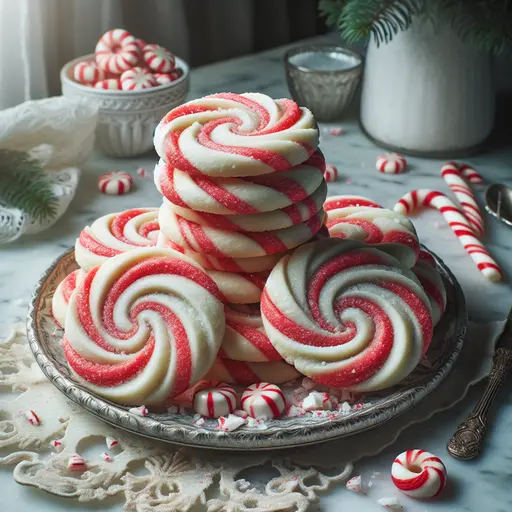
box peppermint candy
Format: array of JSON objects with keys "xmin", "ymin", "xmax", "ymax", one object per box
[
  {"xmin": 142, "ymin": 44, "xmax": 176, "ymax": 73},
  {"xmin": 376, "ymin": 153, "xmax": 407, "ymax": 174},
  {"xmin": 63, "ymin": 248, "xmax": 225, "ymax": 405},
  {"xmin": 106, "ymin": 437, "xmax": 119, "ymax": 449},
  {"xmin": 120, "ymin": 66, "xmax": 158, "ymax": 91},
  {"xmin": 240, "ymin": 382, "xmax": 286, "ymax": 419},
  {"xmin": 324, "ymin": 164, "xmax": 338, "ymax": 182},
  {"xmin": 218, "ymin": 414, "xmax": 246, "ymax": 432},
  {"xmin": 98, "ymin": 171, "xmax": 133, "ymax": 195},
  {"xmin": 441, "ymin": 161, "xmax": 484, "ymax": 237},
  {"xmin": 391, "ymin": 449, "xmax": 447, "ymax": 499},
  {"xmin": 24, "ymin": 410, "xmax": 41, "ymax": 426},
  {"xmin": 395, "ymin": 189, "xmax": 502, "ymax": 281},
  {"xmin": 129, "ymin": 405, "xmax": 149, "ymax": 417},
  {"xmin": 95, "ymin": 29, "xmax": 140, "ymax": 74},
  {"xmin": 68, "ymin": 455, "xmax": 86, "ymax": 472},
  {"xmin": 94, "ymin": 79, "xmax": 122, "ymax": 90},
  {"xmin": 154, "ymin": 69, "xmax": 183, "ymax": 85},
  {"xmin": 73, "ymin": 60, "xmax": 104, "ymax": 84},
  {"xmin": 301, "ymin": 391, "xmax": 336, "ymax": 412},
  {"xmin": 193, "ymin": 383, "xmax": 237, "ymax": 418},
  {"xmin": 346, "ymin": 475, "xmax": 363, "ymax": 494},
  {"xmin": 261, "ymin": 238, "xmax": 433, "ymax": 391}
]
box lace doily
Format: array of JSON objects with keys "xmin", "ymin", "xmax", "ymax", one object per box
[{"xmin": 0, "ymin": 321, "xmax": 502, "ymax": 511}]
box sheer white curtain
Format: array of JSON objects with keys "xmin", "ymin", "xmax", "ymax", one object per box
[{"xmin": 0, "ymin": 0, "xmax": 322, "ymax": 110}]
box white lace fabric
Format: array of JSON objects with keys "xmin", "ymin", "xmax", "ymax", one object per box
[
  {"xmin": 0, "ymin": 321, "xmax": 501, "ymax": 511},
  {"xmin": 0, "ymin": 96, "xmax": 97, "ymax": 243}
]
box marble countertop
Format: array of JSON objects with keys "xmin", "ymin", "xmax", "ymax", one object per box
[{"xmin": 1, "ymin": 36, "xmax": 512, "ymax": 512}]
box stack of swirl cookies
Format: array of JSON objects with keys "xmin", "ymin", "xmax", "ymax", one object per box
[{"xmin": 153, "ymin": 92, "xmax": 327, "ymax": 384}]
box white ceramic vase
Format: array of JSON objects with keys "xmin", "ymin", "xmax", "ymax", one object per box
[{"xmin": 360, "ymin": 18, "xmax": 495, "ymax": 157}]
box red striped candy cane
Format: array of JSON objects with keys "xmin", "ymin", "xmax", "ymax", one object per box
[
  {"xmin": 394, "ymin": 190, "xmax": 502, "ymax": 281},
  {"xmin": 458, "ymin": 163, "xmax": 483, "ymax": 184},
  {"xmin": 441, "ymin": 162, "xmax": 484, "ymax": 237}
]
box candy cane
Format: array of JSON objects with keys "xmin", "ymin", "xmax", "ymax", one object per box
[
  {"xmin": 441, "ymin": 162, "xmax": 484, "ymax": 237},
  {"xmin": 458, "ymin": 163, "xmax": 483, "ymax": 184},
  {"xmin": 394, "ymin": 190, "xmax": 502, "ymax": 281}
]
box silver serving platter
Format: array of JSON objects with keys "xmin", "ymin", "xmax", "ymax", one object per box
[{"xmin": 27, "ymin": 247, "xmax": 467, "ymax": 450}]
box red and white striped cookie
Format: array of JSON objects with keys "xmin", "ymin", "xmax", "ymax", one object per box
[
  {"xmin": 63, "ymin": 248, "xmax": 225, "ymax": 405},
  {"xmin": 73, "ymin": 60, "xmax": 104, "ymax": 85},
  {"xmin": 52, "ymin": 269, "xmax": 85, "ymax": 328},
  {"xmin": 441, "ymin": 161, "xmax": 484, "ymax": 237},
  {"xmin": 120, "ymin": 67, "xmax": 158, "ymax": 91},
  {"xmin": 75, "ymin": 208, "xmax": 159, "ymax": 270},
  {"xmin": 220, "ymin": 303, "xmax": 282, "ymax": 362},
  {"xmin": 154, "ymin": 151, "xmax": 325, "ymax": 215},
  {"xmin": 142, "ymin": 44, "xmax": 176, "ymax": 73},
  {"xmin": 395, "ymin": 190, "xmax": 502, "ymax": 281},
  {"xmin": 193, "ymin": 383, "xmax": 237, "ymax": 418},
  {"xmin": 376, "ymin": 153, "xmax": 407, "ymax": 174},
  {"xmin": 261, "ymin": 238, "xmax": 433, "ymax": 391},
  {"xmin": 158, "ymin": 205, "xmax": 325, "ymax": 258},
  {"xmin": 207, "ymin": 270, "xmax": 268, "ymax": 304},
  {"xmin": 98, "ymin": 171, "xmax": 133, "ymax": 195},
  {"xmin": 324, "ymin": 195, "xmax": 381, "ymax": 212},
  {"xmin": 411, "ymin": 250, "xmax": 447, "ymax": 326},
  {"xmin": 94, "ymin": 79, "xmax": 122, "ymax": 90},
  {"xmin": 324, "ymin": 164, "xmax": 338, "ymax": 182},
  {"xmin": 163, "ymin": 181, "xmax": 327, "ymax": 233},
  {"xmin": 240, "ymin": 382, "xmax": 286, "ymax": 419},
  {"xmin": 153, "ymin": 69, "xmax": 183, "ymax": 85},
  {"xmin": 205, "ymin": 358, "xmax": 301, "ymax": 385},
  {"xmin": 154, "ymin": 92, "xmax": 318, "ymax": 177},
  {"xmin": 325, "ymin": 195, "xmax": 420, "ymax": 268},
  {"xmin": 156, "ymin": 232, "xmax": 284, "ymax": 272},
  {"xmin": 391, "ymin": 450, "xmax": 447, "ymax": 498},
  {"xmin": 95, "ymin": 29, "xmax": 140, "ymax": 74}
]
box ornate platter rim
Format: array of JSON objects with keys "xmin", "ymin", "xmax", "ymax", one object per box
[{"xmin": 27, "ymin": 247, "xmax": 467, "ymax": 451}]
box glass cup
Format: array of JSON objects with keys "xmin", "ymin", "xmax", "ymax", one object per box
[{"xmin": 284, "ymin": 45, "xmax": 363, "ymax": 122}]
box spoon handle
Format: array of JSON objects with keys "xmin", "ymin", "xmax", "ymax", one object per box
[{"xmin": 447, "ymin": 347, "xmax": 512, "ymax": 460}]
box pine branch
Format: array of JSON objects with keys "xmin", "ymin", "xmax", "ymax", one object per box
[{"xmin": 0, "ymin": 149, "xmax": 58, "ymax": 222}]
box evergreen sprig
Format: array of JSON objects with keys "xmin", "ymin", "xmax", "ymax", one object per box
[
  {"xmin": 319, "ymin": 0, "xmax": 512, "ymax": 55},
  {"xmin": 0, "ymin": 149, "xmax": 58, "ymax": 223}
]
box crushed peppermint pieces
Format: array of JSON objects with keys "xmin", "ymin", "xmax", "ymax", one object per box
[
  {"xmin": 100, "ymin": 451, "xmax": 113, "ymax": 462},
  {"xmin": 128, "ymin": 405, "xmax": 148, "ymax": 417},
  {"xmin": 106, "ymin": 437, "xmax": 119, "ymax": 449},
  {"xmin": 50, "ymin": 439, "xmax": 63, "ymax": 451},
  {"xmin": 377, "ymin": 496, "xmax": 403, "ymax": 509},
  {"xmin": 68, "ymin": 454, "xmax": 86, "ymax": 472},
  {"xmin": 218, "ymin": 414, "xmax": 246, "ymax": 431},
  {"xmin": 24, "ymin": 409, "xmax": 41, "ymax": 426},
  {"xmin": 346, "ymin": 475, "xmax": 364, "ymax": 494}
]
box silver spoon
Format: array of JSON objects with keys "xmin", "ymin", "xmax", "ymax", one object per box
[{"xmin": 485, "ymin": 183, "xmax": 512, "ymax": 227}]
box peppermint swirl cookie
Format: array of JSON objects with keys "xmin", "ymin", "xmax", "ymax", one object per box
[
  {"xmin": 158, "ymin": 205, "xmax": 324, "ymax": 258},
  {"xmin": 157, "ymin": 232, "xmax": 284, "ymax": 272},
  {"xmin": 154, "ymin": 151, "xmax": 325, "ymax": 215},
  {"xmin": 163, "ymin": 180, "xmax": 327, "ymax": 232},
  {"xmin": 52, "ymin": 269, "xmax": 85, "ymax": 328},
  {"xmin": 75, "ymin": 208, "xmax": 159, "ymax": 270},
  {"xmin": 325, "ymin": 195, "xmax": 420, "ymax": 268},
  {"xmin": 206, "ymin": 358, "xmax": 301, "ymax": 385},
  {"xmin": 411, "ymin": 250, "xmax": 447, "ymax": 326},
  {"xmin": 154, "ymin": 92, "xmax": 318, "ymax": 177},
  {"xmin": 220, "ymin": 304, "xmax": 282, "ymax": 362},
  {"xmin": 63, "ymin": 248, "xmax": 225, "ymax": 405},
  {"xmin": 261, "ymin": 238, "xmax": 433, "ymax": 391}
]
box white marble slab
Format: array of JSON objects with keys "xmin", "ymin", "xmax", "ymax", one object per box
[{"xmin": 1, "ymin": 35, "xmax": 511, "ymax": 511}]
